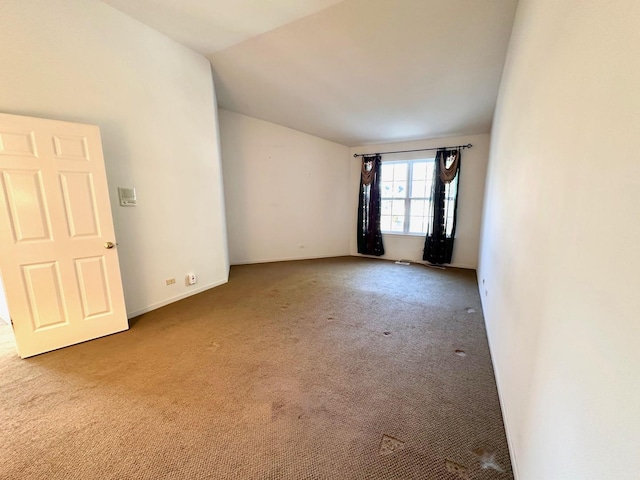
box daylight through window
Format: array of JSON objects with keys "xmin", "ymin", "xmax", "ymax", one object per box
[{"xmin": 380, "ymin": 159, "xmax": 458, "ymax": 235}]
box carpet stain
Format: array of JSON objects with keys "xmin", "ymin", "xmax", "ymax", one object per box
[
  {"xmin": 271, "ymin": 400, "xmax": 286, "ymax": 421},
  {"xmin": 0, "ymin": 258, "xmax": 514, "ymax": 479},
  {"xmin": 474, "ymin": 446, "xmax": 505, "ymax": 473},
  {"xmin": 379, "ymin": 434, "xmax": 405, "ymax": 456},
  {"xmin": 445, "ymin": 458, "xmax": 470, "ymax": 479}
]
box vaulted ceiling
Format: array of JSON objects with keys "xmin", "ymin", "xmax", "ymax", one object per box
[{"xmin": 101, "ymin": 0, "xmax": 518, "ymax": 146}]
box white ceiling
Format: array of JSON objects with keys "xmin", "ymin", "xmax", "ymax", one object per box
[{"xmin": 102, "ymin": 0, "xmax": 518, "ymax": 146}]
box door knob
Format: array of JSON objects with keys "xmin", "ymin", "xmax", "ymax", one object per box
[{"xmin": 104, "ymin": 241, "xmax": 115, "ymax": 249}]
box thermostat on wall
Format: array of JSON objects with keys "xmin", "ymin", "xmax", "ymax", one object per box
[{"xmin": 118, "ymin": 187, "xmax": 137, "ymax": 206}]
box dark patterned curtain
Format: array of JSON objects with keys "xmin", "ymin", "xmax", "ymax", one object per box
[
  {"xmin": 357, "ymin": 155, "xmax": 385, "ymax": 256},
  {"xmin": 423, "ymin": 149, "xmax": 461, "ymax": 265}
]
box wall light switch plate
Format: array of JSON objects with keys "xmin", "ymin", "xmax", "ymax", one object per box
[{"xmin": 118, "ymin": 187, "xmax": 137, "ymax": 206}]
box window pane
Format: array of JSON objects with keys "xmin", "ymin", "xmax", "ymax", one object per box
[
  {"xmin": 390, "ymin": 198, "xmax": 405, "ymax": 233},
  {"xmin": 381, "ymin": 181, "xmax": 393, "ymax": 198},
  {"xmin": 426, "ymin": 163, "xmax": 435, "ymax": 180},
  {"xmin": 410, "ymin": 198, "xmax": 429, "ymax": 234},
  {"xmin": 390, "ymin": 215, "xmax": 404, "ymax": 232},
  {"xmin": 444, "ymin": 180, "xmax": 458, "ymax": 236},
  {"xmin": 412, "ymin": 162, "xmax": 427, "ymax": 180},
  {"xmin": 393, "ymin": 163, "xmax": 408, "ymax": 180},
  {"xmin": 411, "ymin": 180, "xmax": 427, "ymax": 198},
  {"xmin": 410, "ymin": 199, "xmax": 426, "ymax": 216},
  {"xmin": 381, "ymin": 215, "xmax": 392, "ymax": 232},
  {"xmin": 377, "ymin": 160, "xmax": 445, "ymax": 236},
  {"xmin": 381, "ymin": 162, "xmax": 408, "ymax": 198},
  {"xmin": 446, "ymin": 179, "xmax": 458, "ymax": 199},
  {"xmin": 393, "ymin": 181, "xmax": 407, "ymax": 198},
  {"xmin": 409, "ymin": 216, "xmax": 427, "ymax": 234},
  {"xmin": 445, "ymin": 197, "xmax": 454, "ymax": 215},
  {"xmin": 391, "ymin": 199, "xmax": 405, "ymax": 217}
]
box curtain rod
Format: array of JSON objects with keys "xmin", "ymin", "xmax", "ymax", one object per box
[{"xmin": 352, "ymin": 143, "xmax": 472, "ymax": 158}]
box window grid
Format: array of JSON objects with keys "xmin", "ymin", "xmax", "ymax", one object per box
[{"xmin": 380, "ymin": 159, "xmax": 434, "ymax": 235}]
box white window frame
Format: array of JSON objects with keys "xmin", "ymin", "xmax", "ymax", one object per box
[{"xmin": 380, "ymin": 158, "xmax": 435, "ymax": 236}]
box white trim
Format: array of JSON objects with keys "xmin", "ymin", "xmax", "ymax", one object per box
[
  {"xmin": 477, "ymin": 269, "xmax": 520, "ymax": 479},
  {"xmin": 381, "ymin": 232, "xmax": 427, "ymax": 238},
  {"xmin": 231, "ymin": 254, "xmax": 478, "ymax": 269},
  {"xmin": 350, "ymin": 253, "xmax": 476, "ymax": 270},
  {"xmin": 380, "ymin": 158, "xmax": 435, "ymax": 236},
  {"xmin": 442, "ymin": 262, "xmax": 476, "ymax": 270},
  {"xmin": 230, "ymin": 253, "xmax": 349, "ymax": 266},
  {"xmin": 126, "ymin": 279, "xmax": 228, "ymax": 319}
]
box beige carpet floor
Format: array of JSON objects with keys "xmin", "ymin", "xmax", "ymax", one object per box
[{"xmin": 0, "ymin": 256, "xmax": 513, "ymax": 479}]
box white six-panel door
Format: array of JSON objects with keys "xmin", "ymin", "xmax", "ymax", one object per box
[{"xmin": 0, "ymin": 113, "xmax": 128, "ymax": 358}]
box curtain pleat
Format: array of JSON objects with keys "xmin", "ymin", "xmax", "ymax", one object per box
[{"xmin": 357, "ymin": 155, "xmax": 385, "ymax": 256}]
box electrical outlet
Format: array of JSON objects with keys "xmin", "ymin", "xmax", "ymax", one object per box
[
  {"xmin": 166, "ymin": 278, "xmax": 176, "ymax": 286},
  {"xmin": 187, "ymin": 273, "xmax": 197, "ymax": 285}
]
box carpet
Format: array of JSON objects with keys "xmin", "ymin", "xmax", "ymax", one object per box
[{"xmin": 0, "ymin": 256, "xmax": 513, "ymax": 479}]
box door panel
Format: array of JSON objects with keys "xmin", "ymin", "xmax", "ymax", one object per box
[
  {"xmin": 74, "ymin": 256, "xmax": 112, "ymax": 319},
  {"xmin": 0, "ymin": 113, "xmax": 128, "ymax": 357},
  {"xmin": 2, "ymin": 170, "xmax": 52, "ymax": 243},
  {"xmin": 53, "ymin": 135, "xmax": 89, "ymax": 160},
  {"xmin": 59, "ymin": 171, "xmax": 100, "ymax": 237},
  {"xmin": 22, "ymin": 261, "xmax": 69, "ymax": 330},
  {"xmin": 0, "ymin": 130, "xmax": 38, "ymax": 157}
]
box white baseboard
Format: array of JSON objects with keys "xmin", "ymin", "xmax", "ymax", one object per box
[
  {"xmin": 233, "ymin": 254, "xmax": 477, "ymax": 270},
  {"xmin": 230, "ymin": 253, "xmax": 349, "ymax": 266},
  {"xmin": 351, "ymin": 253, "xmax": 477, "ymax": 270},
  {"xmin": 446, "ymin": 262, "xmax": 476, "ymax": 270},
  {"xmin": 477, "ymin": 271, "xmax": 519, "ymax": 479},
  {"xmin": 126, "ymin": 278, "xmax": 228, "ymax": 319}
]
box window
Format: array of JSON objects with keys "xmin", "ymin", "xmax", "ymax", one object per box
[{"xmin": 380, "ymin": 159, "xmax": 458, "ymax": 235}]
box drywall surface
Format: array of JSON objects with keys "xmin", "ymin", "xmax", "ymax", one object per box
[
  {"xmin": 0, "ymin": 0, "xmax": 229, "ymax": 318},
  {"xmin": 478, "ymin": 0, "xmax": 640, "ymax": 478},
  {"xmin": 219, "ymin": 110, "xmax": 351, "ymax": 264},
  {"xmin": 349, "ymin": 134, "xmax": 490, "ymax": 269}
]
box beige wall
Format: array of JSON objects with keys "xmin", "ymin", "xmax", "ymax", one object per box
[
  {"xmin": 219, "ymin": 110, "xmax": 350, "ymax": 264},
  {"xmin": 349, "ymin": 134, "xmax": 490, "ymax": 269},
  {"xmin": 0, "ymin": 0, "xmax": 229, "ymax": 318},
  {"xmin": 479, "ymin": 0, "xmax": 640, "ymax": 478}
]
